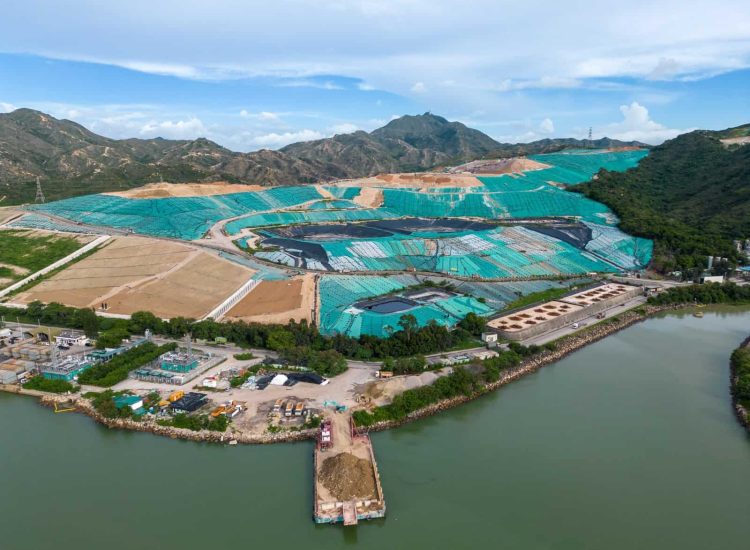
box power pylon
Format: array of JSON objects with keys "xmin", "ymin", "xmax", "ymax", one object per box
[{"xmin": 34, "ymin": 177, "xmax": 45, "ymax": 203}]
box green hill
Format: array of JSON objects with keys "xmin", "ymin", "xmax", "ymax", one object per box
[{"xmin": 575, "ymin": 127, "xmax": 750, "ymax": 274}]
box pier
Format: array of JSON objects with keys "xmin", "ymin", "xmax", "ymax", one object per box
[{"xmin": 313, "ymin": 413, "xmax": 386, "ymax": 524}]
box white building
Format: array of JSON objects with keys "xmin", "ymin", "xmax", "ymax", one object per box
[{"xmin": 55, "ymin": 331, "xmax": 89, "ymax": 347}]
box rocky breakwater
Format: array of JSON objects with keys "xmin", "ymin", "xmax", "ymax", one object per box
[{"xmin": 357, "ymin": 305, "xmax": 668, "ymax": 433}]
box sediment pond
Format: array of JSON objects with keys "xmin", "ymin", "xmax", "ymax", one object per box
[{"xmin": 1, "ymin": 309, "xmax": 748, "ymax": 549}]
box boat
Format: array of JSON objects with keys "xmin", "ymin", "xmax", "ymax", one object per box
[{"xmin": 693, "ymin": 311, "xmax": 704, "ymax": 318}]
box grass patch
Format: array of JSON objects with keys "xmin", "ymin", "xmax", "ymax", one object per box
[
  {"xmin": 504, "ymin": 285, "xmax": 581, "ymax": 311},
  {"xmin": 23, "ymin": 376, "xmax": 77, "ymax": 393},
  {"xmin": 4, "ymin": 241, "xmax": 106, "ymax": 296},
  {"xmin": 0, "ymin": 230, "xmax": 82, "ymax": 275}
]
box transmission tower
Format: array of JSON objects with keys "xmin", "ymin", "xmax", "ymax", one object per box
[
  {"xmin": 588, "ymin": 127, "xmax": 593, "ymax": 141},
  {"xmin": 34, "ymin": 177, "xmax": 45, "ymax": 204}
]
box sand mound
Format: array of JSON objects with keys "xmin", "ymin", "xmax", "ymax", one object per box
[
  {"xmin": 352, "ymin": 187, "xmax": 384, "ymax": 208},
  {"xmin": 319, "ymin": 452, "xmax": 377, "ymax": 501},
  {"xmin": 106, "ymin": 181, "xmax": 264, "ymax": 199},
  {"xmin": 462, "ymin": 157, "xmax": 550, "ymax": 175}
]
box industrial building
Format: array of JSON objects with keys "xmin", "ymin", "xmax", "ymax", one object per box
[
  {"xmin": 131, "ymin": 368, "xmax": 187, "ymax": 385},
  {"xmin": 160, "ymin": 352, "xmax": 199, "ymax": 373},
  {"xmin": 170, "ymin": 392, "xmax": 208, "ymax": 413},
  {"xmin": 488, "ymin": 283, "xmax": 641, "ymax": 340},
  {"xmin": 113, "ymin": 395, "xmax": 145, "ymax": 415},
  {"xmin": 41, "ymin": 358, "xmax": 92, "ymax": 381}
]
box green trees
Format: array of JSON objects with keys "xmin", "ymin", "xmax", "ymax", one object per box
[
  {"xmin": 458, "ymin": 312, "xmax": 486, "ymax": 336},
  {"xmin": 647, "ymin": 283, "xmax": 750, "ymax": 306},
  {"xmin": 0, "ymin": 302, "xmax": 485, "ymax": 364},
  {"xmin": 267, "ymin": 329, "xmax": 295, "ymax": 351},
  {"xmin": 89, "ymin": 390, "xmax": 129, "ymax": 419},
  {"xmin": 306, "ymin": 349, "xmax": 348, "ymax": 376},
  {"xmin": 95, "ymin": 328, "xmax": 129, "ymax": 349},
  {"xmin": 730, "ymin": 347, "xmax": 750, "ymax": 407},
  {"xmin": 279, "ymin": 347, "xmax": 348, "ymax": 376},
  {"xmin": 128, "ymin": 311, "xmax": 163, "ymax": 334},
  {"xmin": 574, "ymin": 130, "xmax": 750, "ymax": 273},
  {"xmin": 393, "ymin": 355, "xmax": 427, "ymax": 374},
  {"xmin": 163, "ymin": 413, "xmax": 228, "ymax": 432},
  {"xmin": 75, "ymin": 308, "xmax": 99, "ymax": 339},
  {"xmin": 78, "ymin": 342, "xmax": 177, "ymax": 387},
  {"xmin": 354, "ymin": 349, "xmax": 525, "ymax": 427},
  {"xmin": 23, "ymin": 377, "xmax": 76, "ymax": 394}
]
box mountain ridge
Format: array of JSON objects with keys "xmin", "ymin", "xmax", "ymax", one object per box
[{"xmin": 0, "ymin": 108, "xmax": 647, "ymax": 203}]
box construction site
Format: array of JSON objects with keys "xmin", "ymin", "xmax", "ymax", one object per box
[
  {"xmin": 0, "ymin": 149, "xmax": 658, "ymax": 527},
  {"xmin": 0, "ymin": 149, "xmax": 652, "ymax": 340}
]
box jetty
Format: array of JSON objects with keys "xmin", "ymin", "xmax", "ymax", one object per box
[{"xmin": 313, "ymin": 413, "xmax": 385, "ymax": 524}]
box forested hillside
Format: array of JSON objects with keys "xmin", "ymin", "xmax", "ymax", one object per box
[{"xmin": 575, "ymin": 128, "xmax": 750, "ymax": 274}]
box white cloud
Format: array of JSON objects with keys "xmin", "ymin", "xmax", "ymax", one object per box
[
  {"xmin": 0, "ymin": 102, "xmax": 16, "ymax": 113},
  {"xmin": 0, "ymin": 0, "xmax": 747, "ymax": 108},
  {"xmin": 330, "ymin": 123, "xmax": 358, "ymax": 134},
  {"xmin": 240, "ymin": 110, "xmax": 281, "ymax": 122},
  {"xmin": 118, "ymin": 61, "xmax": 201, "ymax": 79},
  {"xmin": 277, "ymin": 79, "xmax": 343, "ymax": 90},
  {"xmin": 599, "ymin": 102, "xmax": 693, "ymax": 144},
  {"xmin": 647, "ymin": 58, "xmax": 681, "ymax": 80},
  {"xmin": 252, "ymin": 129, "xmax": 325, "ymax": 148},
  {"xmin": 539, "ymin": 118, "xmax": 555, "ymax": 134},
  {"xmin": 1, "ymin": 1, "xmax": 749, "ymax": 129},
  {"xmin": 139, "ymin": 117, "xmax": 207, "ymax": 139},
  {"xmin": 496, "ymin": 77, "xmax": 582, "ymax": 92}
]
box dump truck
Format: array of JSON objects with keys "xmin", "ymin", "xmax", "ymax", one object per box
[
  {"xmin": 294, "ymin": 402, "xmax": 304, "ymax": 416},
  {"xmin": 285, "ymin": 401, "xmax": 294, "ymax": 417},
  {"xmin": 273, "ymin": 398, "xmax": 284, "ymax": 413},
  {"xmin": 319, "ymin": 419, "xmax": 333, "ymax": 451}
]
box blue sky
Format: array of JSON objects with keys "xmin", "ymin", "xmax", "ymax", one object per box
[{"xmin": 0, "ymin": 0, "xmax": 748, "ymax": 151}]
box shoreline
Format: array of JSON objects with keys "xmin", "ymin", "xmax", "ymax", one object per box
[
  {"xmin": 730, "ymin": 334, "xmax": 750, "ymax": 431},
  {"xmin": 0, "ymin": 303, "xmax": 728, "ymax": 445}
]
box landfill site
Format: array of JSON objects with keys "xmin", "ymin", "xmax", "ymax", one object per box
[{"xmin": 0, "ymin": 148, "xmax": 655, "ymax": 525}]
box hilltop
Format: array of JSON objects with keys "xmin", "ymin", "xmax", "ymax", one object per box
[
  {"xmin": 0, "ymin": 109, "xmax": 645, "ymax": 203},
  {"xmin": 575, "ymin": 125, "xmax": 750, "ymax": 274}
]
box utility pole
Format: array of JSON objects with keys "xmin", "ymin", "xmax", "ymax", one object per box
[{"xmin": 34, "ymin": 177, "xmax": 45, "ymax": 204}]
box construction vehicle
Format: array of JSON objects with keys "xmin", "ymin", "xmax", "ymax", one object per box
[
  {"xmin": 319, "ymin": 419, "xmax": 333, "ymax": 451},
  {"xmin": 273, "ymin": 398, "xmax": 284, "ymax": 413},
  {"xmin": 168, "ymin": 390, "xmax": 184, "ymax": 402},
  {"xmin": 210, "ymin": 405, "xmax": 227, "ymax": 418},
  {"xmin": 285, "ymin": 401, "xmax": 294, "ymax": 417},
  {"xmin": 294, "ymin": 402, "xmax": 304, "ymax": 416}
]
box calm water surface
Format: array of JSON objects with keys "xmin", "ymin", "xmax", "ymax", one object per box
[{"xmin": 1, "ymin": 309, "xmax": 749, "ymax": 549}]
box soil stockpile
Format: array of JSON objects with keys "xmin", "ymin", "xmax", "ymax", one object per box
[{"xmin": 319, "ymin": 452, "xmax": 377, "ymax": 501}]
